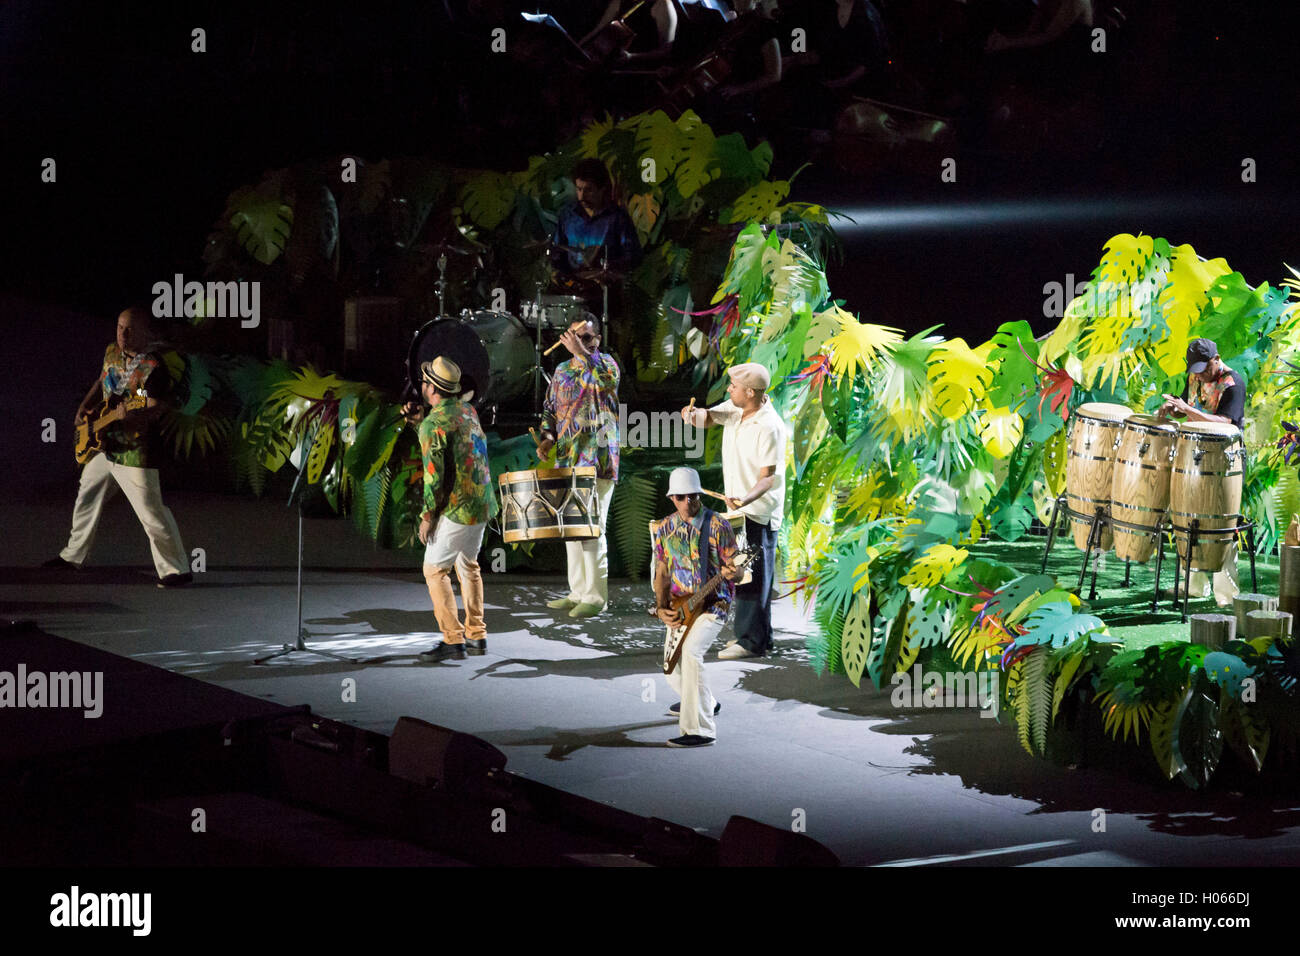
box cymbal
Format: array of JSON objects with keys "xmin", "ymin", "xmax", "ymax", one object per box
[
  {"xmin": 573, "ymin": 265, "xmax": 625, "ymax": 283},
  {"xmin": 418, "ymin": 241, "xmax": 480, "ymax": 258},
  {"xmin": 522, "ymin": 237, "xmax": 588, "ymax": 255}
]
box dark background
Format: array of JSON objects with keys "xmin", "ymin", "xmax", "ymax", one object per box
[{"xmin": 3, "ymin": 0, "xmax": 1298, "ymax": 344}]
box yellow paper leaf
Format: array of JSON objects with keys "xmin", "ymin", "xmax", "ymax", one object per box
[
  {"xmin": 928, "ymin": 338, "xmax": 994, "ymax": 419},
  {"xmin": 979, "ymin": 406, "xmax": 1024, "ymax": 459},
  {"xmin": 899, "ymin": 543, "xmax": 969, "ymax": 588},
  {"xmin": 825, "ymin": 309, "xmax": 903, "ymax": 378}
]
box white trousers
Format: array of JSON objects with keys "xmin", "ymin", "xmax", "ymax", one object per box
[
  {"xmin": 565, "ymin": 478, "xmax": 615, "ymax": 607},
  {"xmin": 60, "ymin": 453, "xmax": 189, "ymax": 578},
  {"xmin": 664, "ymin": 612, "xmax": 726, "ymax": 739},
  {"xmin": 423, "ymin": 515, "xmax": 487, "ymax": 569},
  {"xmin": 1189, "ymin": 540, "xmax": 1240, "ymax": 607}
]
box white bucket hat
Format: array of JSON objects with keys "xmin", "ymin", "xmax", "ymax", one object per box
[{"xmin": 665, "ymin": 467, "xmax": 704, "ymax": 497}]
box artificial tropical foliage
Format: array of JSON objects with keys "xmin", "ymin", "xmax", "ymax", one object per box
[{"xmin": 705, "ymin": 221, "xmax": 1300, "ymax": 788}]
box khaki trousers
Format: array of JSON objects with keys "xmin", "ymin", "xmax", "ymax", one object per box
[
  {"xmin": 60, "ymin": 453, "xmax": 188, "ymax": 578},
  {"xmin": 423, "ymin": 516, "xmax": 486, "ymax": 642}
]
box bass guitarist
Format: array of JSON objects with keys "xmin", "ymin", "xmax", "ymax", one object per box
[
  {"xmin": 653, "ymin": 467, "xmax": 741, "ymax": 748},
  {"xmin": 44, "ymin": 306, "xmax": 192, "ymax": 587}
]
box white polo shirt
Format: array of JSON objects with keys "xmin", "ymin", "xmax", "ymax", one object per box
[{"xmin": 711, "ymin": 397, "xmax": 787, "ymax": 529}]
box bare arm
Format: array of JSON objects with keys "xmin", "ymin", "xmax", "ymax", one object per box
[{"xmin": 725, "ymin": 464, "xmax": 776, "ymax": 512}]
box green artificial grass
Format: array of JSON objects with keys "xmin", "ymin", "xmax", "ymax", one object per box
[{"xmin": 968, "ymin": 536, "xmax": 1281, "ymax": 645}]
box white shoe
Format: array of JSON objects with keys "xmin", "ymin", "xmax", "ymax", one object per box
[{"xmin": 718, "ymin": 643, "xmax": 758, "ymax": 660}]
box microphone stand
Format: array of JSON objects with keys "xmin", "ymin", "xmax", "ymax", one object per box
[{"xmin": 253, "ymin": 415, "xmax": 358, "ymax": 665}]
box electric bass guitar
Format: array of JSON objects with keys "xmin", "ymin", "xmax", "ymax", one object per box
[
  {"xmin": 74, "ymin": 391, "xmax": 148, "ymax": 464},
  {"xmin": 661, "ymin": 544, "xmax": 758, "ymax": 675}
]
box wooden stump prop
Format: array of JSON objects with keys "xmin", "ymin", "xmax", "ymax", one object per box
[
  {"xmin": 1245, "ymin": 609, "xmax": 1292, "ymax": 641},
  {"xmin": 1280, "ymin": 546, "xmax": 1300, "ymax": 624},
  {"xmin": 1189, "ymin": 613, "xmax": 1235, "ymax": 651},
  {"xmin": 1233, "ymin": 593, "xmax": 1278, "ymax": 640}
]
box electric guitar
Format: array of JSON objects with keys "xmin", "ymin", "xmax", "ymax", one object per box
[
  {"xmin": 74, "ymin": 391, "xmax": 148, "ymax": 464},
  {"xmin": 661, "ymin": 544, "xmax": 758, "ymax": 675}
]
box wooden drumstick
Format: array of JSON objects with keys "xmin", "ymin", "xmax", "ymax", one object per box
[
  {"xmin": 529, "ymin": 427, "xmax": 541, "ymax": 446},
  {"xmin": 543, "ymin": 338, "xmax": 566, "ymax": 357},
  {"xmin": 701, "ymin": 489, "xmax": 728, "ymax": 502}
]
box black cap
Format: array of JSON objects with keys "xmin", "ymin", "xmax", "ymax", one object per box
[{"xmin": 1186, "ymin": 338, "xmax": 1217, "ymax": 374}]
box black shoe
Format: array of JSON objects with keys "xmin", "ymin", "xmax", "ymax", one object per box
[
  {"xmin": 668, "ymin": 701, "xmax": 721, "ymax": 716},
  {"xmin": 42, "ymin": 557, "xmax": 80, "ymax": 570},
  {"xmin": 667, "ymin": 734, "xmax": 714, "ymax": 748},
  {"xmin": 418, "ymin": 642, "xmax": 466, "ymax": 663},
  {"xmin": 157, "ymin": 572, "xmax": 193, "ymax": 589},
  {"xmin": 465, "ymin": 638, "xmax": 487, "ymax": 656}
]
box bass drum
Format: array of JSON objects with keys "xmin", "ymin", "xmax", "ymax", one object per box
[{"xmin": 406, "ymin": 314, "xmax": 533, "ymax": 409}]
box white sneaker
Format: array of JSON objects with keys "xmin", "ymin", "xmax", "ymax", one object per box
[{"xmin": 718, "ymin": 644, "xmax": 758, "ymax": 660}]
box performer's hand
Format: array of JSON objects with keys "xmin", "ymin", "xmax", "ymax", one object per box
[
  {"xmin": 418, "ymin": 516, "xmax": 434, "ymax": 545},
  {"xmin": 680, "ymin": 405, "xmax": 706, "ymax": 427},
  {"xmin": 74, "ymin": 405, "xmax": 91, "ymax": 424},
  {"xmin": 725, "ymin": 495, "xmax": 744, "ymax": 512},
  {"xmin": 401, "ymin": 401, "xmax": 424, "ymax": 424},
  {"xmin": 561, "ymin": 330, "xmax": 591, "ymax": 359},
  {"xmin": 657, "ymin": 606, "xmax": 683, "ymax": 626},
  {"xmin": 537, "ymin": 437, "xmax": 555, "ymax": 458},
  {"xmin": 720, "ymin": 562, "xmax": 742, "ymax": 582},
  {"xmin": 985, "ymin": 31, "xmax": 1010, "ymax": 53}
]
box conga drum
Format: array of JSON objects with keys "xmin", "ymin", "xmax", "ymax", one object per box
[
  {"xmin": 1065, "ymin": 402, "xmax": 1131, "ymax": 551},
  {"xmin": 1169, "ymin": 422, "xmax": 1244, "ymax": 571},
  {"xmin": 1110, "ymin": 414, "xmax": 1178, "ymax": 563},
  {"xmin": 498, "ymin": 466, "xmax": 601, "ymax": 542}
]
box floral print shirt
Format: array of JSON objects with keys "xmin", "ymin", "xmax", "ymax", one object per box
[
  {"xmin": 540, "ymin": 351, "xmax": 620, "ymax": 480},
  {"xmin": 652, "ymin": 509, "xmax": 738, "ymax": 619},
  {"xmin": 418, "ymin": 399, "xmax": 495, "ymax": 525},
  {"xmin": 1183, "ymin": 363, "xmax": 1247, "ymax": 429},
  {"xmin": 99, "ymin": 344, "xmax": 168, "ymax": 468}
]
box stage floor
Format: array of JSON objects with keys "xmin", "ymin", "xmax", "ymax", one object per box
[{"xmin": 6, "ymin": 483, "xmax": 1300, "ymax": 867}]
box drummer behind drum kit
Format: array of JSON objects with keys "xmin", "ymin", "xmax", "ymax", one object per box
[
  {"xmin": 1048, "ymin": 401, "xmax": 1254, "ymax": 616},
  {"xmin": 403, "ymin": 236, "xmax": 618, "ymax": 423}
]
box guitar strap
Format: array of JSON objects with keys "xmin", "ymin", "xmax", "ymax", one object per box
[{"xmin": 699, "ymin": 507, "xmax": 714, "ymax": 607}]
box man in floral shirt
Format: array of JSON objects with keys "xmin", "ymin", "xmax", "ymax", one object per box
[
  {"xmin": 653, "ymin": 467, "xmax": 741, "ymax": 747},
  {"xmin": 404, "ymin": 356, "xmax": 496, "ymax": 662},
  {"xmin": 44, "ymin": 307, "xmax": 191, "ymax": 587},
  {"xmin": 537, "ymin": 314, "xmax": 620, "ymax": 619}
]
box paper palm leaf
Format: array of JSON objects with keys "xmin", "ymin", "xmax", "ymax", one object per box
[
  {"xmin": 928, "ymin": 338, "xmax": 994, "ymax": 419},
  {"xmin": 978, "ymin": 406, "xmax": 1023, "ymax": 459},
  {"xmin": 899, "ymin": 544, "xmax": 969, "ymax": 589},
  {"xmin": 825, "ymin": 307, "xmax": 903, "ymax": 378},
  {"xmin": 840, "ymin": 593, "xmax": 873, "ymax": 688},
  {"xmin": 726, "ymin": 180, "xmax": 790, "ymax": 224},
  {"xmin": 1019, "ymin": 601, "xmax": 1106, "ymax": 648}
]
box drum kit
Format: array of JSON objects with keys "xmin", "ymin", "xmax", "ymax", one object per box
[
  {"xmin": 1045, "ymin": 401, "xmax": 1257, "ymax": 621},
  {"xmin": 403, "ymin": 235, "xmax": 621, "ymax": 423}
]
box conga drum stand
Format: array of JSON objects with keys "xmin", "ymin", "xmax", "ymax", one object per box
[
  {"xmin": 1041, "ymin": 496, "xmax": 1121, "ymax": 602},
  {"xmin": 1170, "ymin": 518, "xmax": 1258, "ymax": 623}
]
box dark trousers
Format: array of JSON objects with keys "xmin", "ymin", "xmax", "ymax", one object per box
[{"xmin": 734, "ymin": 517, "xmax": 776, "ymax": 655}]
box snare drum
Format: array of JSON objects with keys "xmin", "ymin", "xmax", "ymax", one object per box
[
  {"xmin": 1110, "ymin": 414, "xmax": 1178, "ymax": 563},
  {"xmin": 498, "ymin": 466, "xmax": 601, "ymax": 542},
  {"xmin": 1169, "ymin": 422, "xmax": 1244, "ymax": 571},
  {"xmin": 1065, "ymin": 402, "xmax": 1131, "ymax": 551}
]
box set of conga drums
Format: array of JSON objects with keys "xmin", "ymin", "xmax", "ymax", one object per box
[{"xmin": 1064, "ymin": 402, "xmax": 1245, "ymax": 571}]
